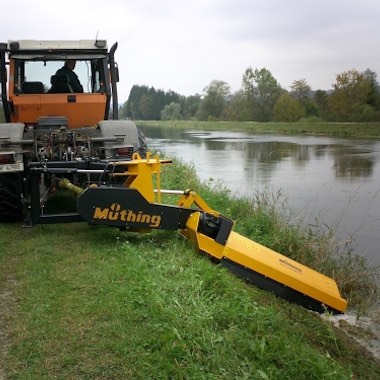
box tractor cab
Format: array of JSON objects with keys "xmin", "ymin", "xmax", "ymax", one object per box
[{"xmin": 1, "ymin": 39, "xmax": 119, "ymax": 129}]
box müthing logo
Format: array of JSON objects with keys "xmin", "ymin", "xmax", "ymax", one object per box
[
  {"xmin": 279, "ymin": 258, "xmax": 303, "ymax": 274},
  {"xmin": 93, "ymin": 203, "xmax": 161, "ymax": 227}
]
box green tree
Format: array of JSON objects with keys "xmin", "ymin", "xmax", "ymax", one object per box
[
  {"xmin": 328, "ymin": 68, "xmax": 380, "ymax": 121},
  {"xmin": 121, "ymin": 85, "xmax": 149, "ymax": 120},
  {"xmin": 122, "ymin": 85, "xmax": 181, "ymax": 120},
  {"xmin": 139, "ymin": 93, "xmax": 155, "ymax": 120},
  {"xmin": 161, "ymin": 102, "xmax": 183, "ymax": 120},
  {"xmin": 363, "ymin": 69, "xmax": 380, "ymax": 110},
  {"xmin": 222, "ymin": 91, "xmax": 247, "ymax": 121},
  {"xmin": 180, "ymin": 94, "xmax": 201, "ymax": 119},
  {"xmin": 199, "ymin": 80, "xmax": 230, "ymax": 121},
  {"xmin": 273, "ymin": 93, "xmax": 306, "ymax": 122},
  {"xmin": 314, "ymin": 90, "xmax": 329, "ymax": 120},
  {"xmin": 290, "ymin": 78, "xmax": 317, "ymax": 117},
  {"xmin": 290, "ymin": 79, "xmax": 311, "ymax": 102},
  {"xmin": 242, "ymin": 67, "xmax": 283, "ymax": 121}
]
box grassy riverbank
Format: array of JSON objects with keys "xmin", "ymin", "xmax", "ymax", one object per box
[
  {"xmin": 0, "ymin": 159, "xmax": 379, "ymax": 379},
  {"xmin": 136, "ymin": 120, "xmax": 380, "ymax": 138}
]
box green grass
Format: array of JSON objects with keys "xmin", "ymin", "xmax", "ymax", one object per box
[
  {"xmin": 0, "ymin": 159, "xmax": 379, "ymax": 379},
  {"xmin": 136, "ymin": 120, "xmax": 380, "ymax": 138}
]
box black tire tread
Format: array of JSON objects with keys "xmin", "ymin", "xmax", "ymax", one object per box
[{"xmin": 0, "ymin": 173, "xmax": 23, "ymax": 222}]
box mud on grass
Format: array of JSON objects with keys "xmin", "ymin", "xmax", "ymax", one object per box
[{"xmin": 0, "ymin": 223, "xmax": 379, "ymax": 379}]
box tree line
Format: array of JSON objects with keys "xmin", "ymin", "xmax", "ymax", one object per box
[
  {"xmin": 2, "ymin": 67, "xmax": 379, "ymax": 123},
  {"xmin": 119, "ymin": 67, "xmax": 380, "ymax": 122}
]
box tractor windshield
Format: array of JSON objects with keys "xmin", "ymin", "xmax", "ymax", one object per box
[{"xmin": 14, "ymin": 59, "xmax": 105, "ymax": 94}]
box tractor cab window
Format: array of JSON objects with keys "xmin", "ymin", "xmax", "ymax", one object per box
[{"xmin": 15, "ymin": 59, "xmax": 105, "ymax": 94}]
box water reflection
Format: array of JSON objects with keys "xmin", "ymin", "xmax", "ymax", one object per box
[
  {"xmin": 199, "ymin": 138, "xmax": 376, "ymax": 182},
  {"xmin": 141, "ymin": 125, "xmax": 380, "ymax": 268},
  {"xmin": 148, "ymin": 127, "xmax": 378, "ymax": 180},
  {"xmin": 330, "ymin": 147, "xmax": 375, "ymax": 179}
]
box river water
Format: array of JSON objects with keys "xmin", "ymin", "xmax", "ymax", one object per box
[{"xmin": 140, "ymin": 125, "xmax": 380, "ymax": 271}]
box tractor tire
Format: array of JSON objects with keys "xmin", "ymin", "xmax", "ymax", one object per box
[{"xmin": 0, "ymin": 173, "xmax": 23, "ymax": 222}]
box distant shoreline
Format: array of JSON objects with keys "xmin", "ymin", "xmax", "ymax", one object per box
[{"xmin": 135, "ymin": 120, "xmax": 380, "ymax": 139}]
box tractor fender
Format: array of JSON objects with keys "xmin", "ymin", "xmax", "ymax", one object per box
[
  {"xmin": 98, "ymin": 120, "xmax": 139, "ymax": 152},
  {"xmin": 0, "ymin": 122, "xmax": 26, "ymax": 162}
]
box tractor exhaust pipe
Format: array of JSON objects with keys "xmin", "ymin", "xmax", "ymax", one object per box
[{"xmin": 108, "ymin": 42, "xmax": 119, "ymax": 120}]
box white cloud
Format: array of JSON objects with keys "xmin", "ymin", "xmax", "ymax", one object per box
[{"xmin": 1, "ymin": 0, "xmax": 379, "ymax": 101}]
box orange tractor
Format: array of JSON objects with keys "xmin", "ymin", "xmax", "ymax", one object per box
[{"xmin": 0, "ymin": 39, "xmax": 146, "ymax": 223}]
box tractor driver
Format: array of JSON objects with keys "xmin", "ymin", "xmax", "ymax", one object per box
[{"xmin": 55, "ymin": 60, "xmax": 83, "ymax": 93}]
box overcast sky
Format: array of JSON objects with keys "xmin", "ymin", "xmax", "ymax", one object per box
[{"xmin": 2, "ymin": 0, "xmax": 379, "ymax": 101}]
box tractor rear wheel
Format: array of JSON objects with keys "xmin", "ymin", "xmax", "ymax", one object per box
[{"xmin": 0, "ymin": 173, "xmax": 23, "ymax": 222}]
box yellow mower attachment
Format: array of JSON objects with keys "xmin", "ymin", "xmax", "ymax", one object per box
[
  {"xmin": 182, "ymin": 212, "xmax": 347, "ymax": 313},
  {"xmin": 66, "ymin": 153, "xmax": 347, "ymax": 313}
]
